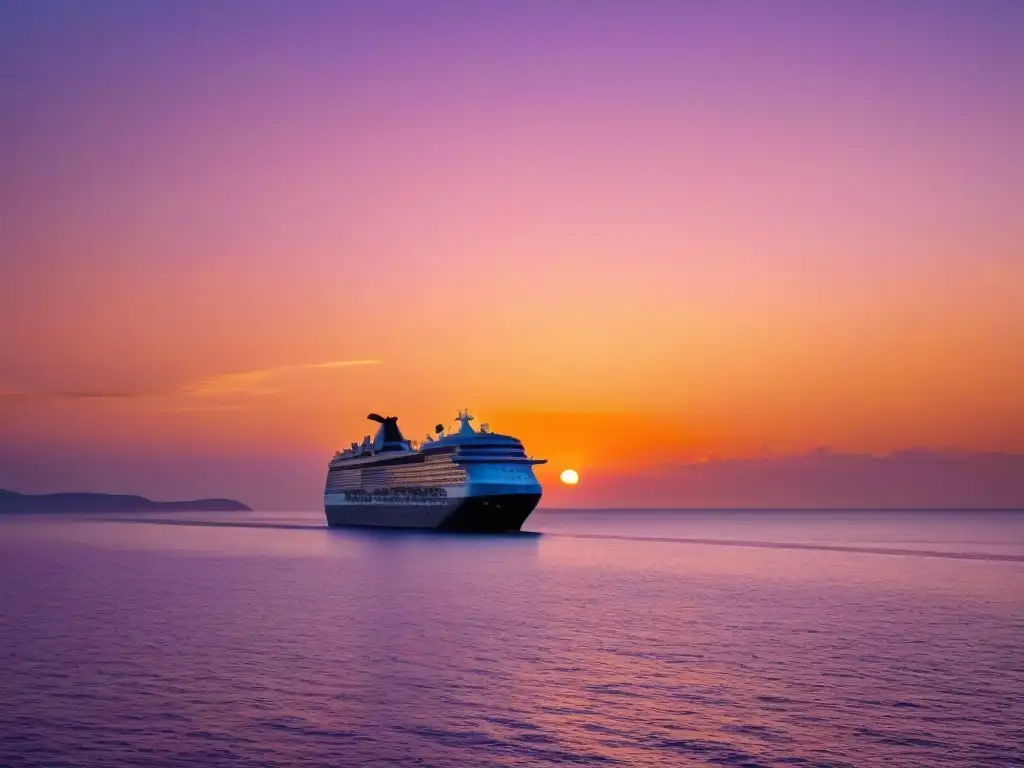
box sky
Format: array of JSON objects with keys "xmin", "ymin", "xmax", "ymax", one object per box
[{"xmin": 1, "ymin": 0, "xmax": 1022, "ymax": 509}]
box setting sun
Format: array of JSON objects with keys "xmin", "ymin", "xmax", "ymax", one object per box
[{"xmin": 560, "ymin": 469, "xmax": 580, "ymax": 485}]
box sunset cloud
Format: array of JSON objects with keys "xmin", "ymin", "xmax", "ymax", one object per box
[
  {"xmin": 58, "ymin": 391, "xmax": 137, "ymax": 400},
  {"xmin": 0, "ymin": 359, "xmax": 382, "ymax": 405},
  {"xmin": 0, "ymin": 389, "xmax": 136, "ymax": 401},
  {"xmin": 160, "ymin": 403, "xmax": 252, "ymax": 413},
  {"xmin": 547, "ymin": 449, "xmax": 1024, "ymax": 509},
  {"xmin": 180, "ymin": 359, "xmax": 380, "ymax": 398}
]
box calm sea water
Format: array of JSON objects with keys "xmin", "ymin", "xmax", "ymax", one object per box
[{"xmin": 1, "ymin": 509, "xmax": 1022, "ymax": 768}]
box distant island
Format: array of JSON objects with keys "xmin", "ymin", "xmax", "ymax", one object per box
[{"xmin": 0, "ymin": 490, "xmax": 252, "ymax": 514}]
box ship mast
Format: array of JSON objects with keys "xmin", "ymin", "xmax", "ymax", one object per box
[{"xmin": 455, "ymin": 409, "xmax": 475, "ymax": 436}]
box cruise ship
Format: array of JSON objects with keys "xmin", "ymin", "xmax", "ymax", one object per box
[{"xmin": 324, "ymin": 410, "xmax": 546, "ymax": 531}]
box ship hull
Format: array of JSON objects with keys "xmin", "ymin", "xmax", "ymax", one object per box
[{"xmin": 324, "ymin": 492, "xmax": 541, "ymax": 532}]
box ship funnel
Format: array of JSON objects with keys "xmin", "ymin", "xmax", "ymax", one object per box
[{"xmin": 366, "ymin": 413, "xmax": 407, "ymax": 449}]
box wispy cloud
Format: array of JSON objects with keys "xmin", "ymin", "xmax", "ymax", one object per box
[
  {"xmin": 160, "ymin": 403, "xmax": 252, "ymax": 413},
  {"xmin": 0, "ymin": 359, "xmax": 381, "ymax": 406},
  {"xmin": 180, "ymin": 359, "xmax": 380, "ymax": 398},
  {"xmin": 56, "ymin": 391, "xmax": 138, "ymax": 400},
  {"xmin": 306, "ymin": 360, "xmax": 381, "ymax": 371},
  {"xmin": 180, "ymin": 371, "xmax": 285, "ymax": 399},
  {"xmin": 1, "ymin": 389, "xmax": 150, "ymax": 401}
]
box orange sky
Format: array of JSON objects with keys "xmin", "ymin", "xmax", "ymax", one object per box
[{"xmin": 1, "ymin": 2, "xmax": 1022, "ymax": 508}]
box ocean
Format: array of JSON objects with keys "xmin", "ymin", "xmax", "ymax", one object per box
[{"xmin": 1, "ymin": 509, "xmax": 1021, "ymax": 767}]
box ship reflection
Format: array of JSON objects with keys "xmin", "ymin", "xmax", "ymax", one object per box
[{"xmin": 328, "ymin": 526, "xmax": 542, "ymax": 553}]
